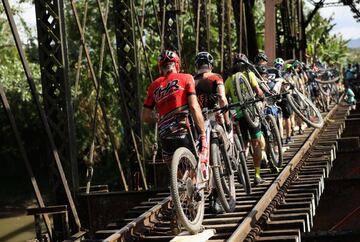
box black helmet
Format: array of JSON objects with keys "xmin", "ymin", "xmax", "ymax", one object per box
[
  {"xmin": 195, "ymin": 51, "xmax": 214, "ymax": 67},
  {"xmin": 233, "ymin": 53, "xmax": 249, "ymax": 65},
  {"xmin": 255, "ymin": 52, "xmax": 268, "ymax": 64}
]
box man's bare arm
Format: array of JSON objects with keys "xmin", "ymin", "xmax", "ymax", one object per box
[
  {"xmin": 254, "ymin": 85, "xmax": 264, "ymax": 97},
  {"xmin": 188, "ymin": 95, "xmax": 206, "ymax": 136},
  {"xmin": 142, "ymin": 107, "xmax": 158, "ymax": 124}
]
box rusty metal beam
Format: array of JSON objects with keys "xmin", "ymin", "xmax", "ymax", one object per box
[
  {"xmin": 34, "ymin": 0, "xmax": 78, "ymax": 192},
  {"xmin": 114, "ymin": 0, "xmax": 147, "ymax": 190},
  {"xmin": 265, "ymin": 0, "xmax": 282, "ymax": 62},
  {"xmin": 244, "ymin": 0, "xmax": 258, "ymax": 61}
]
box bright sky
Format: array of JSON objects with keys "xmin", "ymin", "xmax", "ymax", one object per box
[
  {"xmin": 6, "ymin": 1, "xmax": 360, "ymax": 41},
  {"xmin": 319, "ymin": 5, "xmax": 360, "ymax": 40},
  {"xmin": 6, "ymin": 0, "xmax": 36, "ymax": 41}
]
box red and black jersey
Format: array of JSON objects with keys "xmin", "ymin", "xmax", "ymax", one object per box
[
  {"xmin": 194, "ymin": 72, "xmax": 224, "ymax": 109},
  {"xmin": 143, "ymin": 72, "xmax": 196, "ymax": 117},
  {"xmin": 143, "ymin": 72, "xmax": 196, "ymax": 138}
]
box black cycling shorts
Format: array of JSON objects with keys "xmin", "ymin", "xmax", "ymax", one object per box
[
  {"xmin": 236, "ymin": 116, "xmax": 262, "ymax": 141},
  {"xmin": 161, "ymin": 135, "xmax": 194, "ymax": 159},
  {"xmin": 278, "ymin": 99, "xmax": 293, "ymax": 119}
]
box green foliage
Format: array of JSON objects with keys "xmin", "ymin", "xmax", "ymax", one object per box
[
  {"xmin": 254, "ymin": 0, "xmax": 265, "ymax": 50},
  {"xmin": 348, "ymin": 48, "xmax": 360, "ymax": 63},
  {"xmin": 0, "ymin": 2, "xmax": 48, "ymax": 203},
  {"xmin": 306, "ymin": 12, "xmax": 351, "ymax": 66},
  {"xmin": 0, "ymin": 6, "xmax": 40, "ymax": 102}
]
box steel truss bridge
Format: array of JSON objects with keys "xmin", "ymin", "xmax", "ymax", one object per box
[{"xmin": 0, "ymin": 0, "xmax": 360, "ymax": 241}]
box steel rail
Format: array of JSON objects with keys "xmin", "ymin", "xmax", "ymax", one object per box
[
  {"xmin": 228, "ymin": 96, "xmax": 343, "ymax": 242},
  {"xmin": 103, "ymin": 196, "xmax": 171, "ymax": 242}
]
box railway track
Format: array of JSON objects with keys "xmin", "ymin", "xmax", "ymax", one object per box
[{"xmin": 90, "ymin": 101, "xmax": 350, "ymax": 242}]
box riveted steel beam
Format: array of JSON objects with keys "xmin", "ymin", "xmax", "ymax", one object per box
[{"xmin": 34, "ymin": 0, "xmax": 78, "ymax": 192}]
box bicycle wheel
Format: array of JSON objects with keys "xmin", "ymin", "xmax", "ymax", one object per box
[
  {"xmin": 287, "ymin": 88, "xmax": 324, "ymax": 128},
  {"xmin": 235, "ymin": 73, "xmax": 261, "ymax": 128},
  {"xmin": 233, "ymin": 132, "xmax": 252, "ymax": 194},
  {"xmin": 211, "ymin": 125, "xmax": 236, "ymax": 212},
  {"xmin": 170, "ymin": 147, "xmax": 204, "ymax": 234},
  {"xmin": 264, "ymin": 115, "xmax": 283, "ymax": 168}
]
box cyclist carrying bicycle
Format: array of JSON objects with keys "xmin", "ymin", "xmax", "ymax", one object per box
[
  {"xmin": 273, "ymin": 58, "xmax": 294, "ymax": 144},
  {"xmin": 193, "ymin": 51, "xmax": 231, "ymax": 213},
  {"xmin": 224, "ymin": 53, "xmax": 266, "ymax": 185},
  {"xmin": 142, "ymin": 50, "xmax": 208, "ymax": 172},
  {"xmin": 142, "ymin": 50, "xmax": 208, "ymax": 233}
]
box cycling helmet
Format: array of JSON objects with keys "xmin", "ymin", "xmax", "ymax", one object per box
[
  {"xmin": 254, "ymin": 52, "xmax": 268, "ymax": 64},
  {"xmin": 195, "ymin": 51, "xmax": 214, "ymax": 67},
  {"xmin": 292, "ymin": 59, "xmax": 301, "ymax": 68},
  {"xmin": 233, "ymin": 53, "xmax": 249, "ymax": 64},
  {"xmin": 285, "ymin": 63, "xmax": 293, "ymax": 71},
  {"xmin": 273, "ymin": 57, "xmax": 284, "ymax": 66},
  {"xmin": 157, "ymin": 50, "xmax": 181, "ymax": 74}
]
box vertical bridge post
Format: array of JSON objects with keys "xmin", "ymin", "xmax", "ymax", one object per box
[{"xmin": 265, "ymin": 0, "xmax": 283, "ymax": 63}]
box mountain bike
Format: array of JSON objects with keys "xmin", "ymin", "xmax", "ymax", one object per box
[
  {"xmin": 250, "ymin": 61, "xmax": 323, "ymax": 129},
  {"xmin": 170, "ymin": 99, "xmax": 261, "ymax": 234},
  {"xmin": 170, "ymin": 111, "xmax": 234, "ymax": 233}
]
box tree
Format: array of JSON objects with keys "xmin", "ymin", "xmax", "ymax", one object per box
[{"xmin": 306, "ymin": 11, "xmax": 350, "ymax": 66}]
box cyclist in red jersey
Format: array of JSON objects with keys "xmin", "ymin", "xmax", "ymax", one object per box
[
  {"xmin": 142, "ymin": 50, "xmax": 207, "ymax": 169},
  {"xmin": 142, "ymin": 50, "xmax": 207, "ymax": 234}
]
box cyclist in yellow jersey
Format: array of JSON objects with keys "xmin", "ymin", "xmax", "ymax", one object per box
[{"xmin": 225, "ymin": 53, "xmax": 266, "ymax": 185}]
